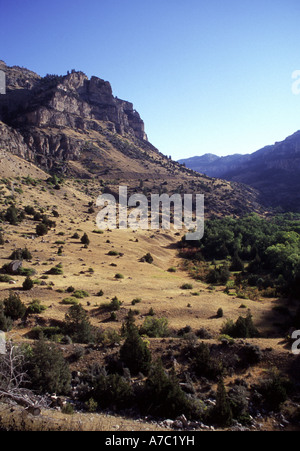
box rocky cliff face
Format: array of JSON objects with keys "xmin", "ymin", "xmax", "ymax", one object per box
[{"xmin": 0, "ymin": 62, "xmax": 147, "ymax": 171}]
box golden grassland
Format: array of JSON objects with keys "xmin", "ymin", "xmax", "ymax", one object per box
[{"xmin": 0, "ymin": 154, "xmax": 297, "ymax": 431}]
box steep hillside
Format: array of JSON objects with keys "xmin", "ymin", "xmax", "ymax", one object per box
[
  {"xmin": 0, "ymin": 61, "xmax": 265, "ymax": 218},
  {"xmin": 179, "ymin": 131, "xmax": 300, "ymax": 212}
]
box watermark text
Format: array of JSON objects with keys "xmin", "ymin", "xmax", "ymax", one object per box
[
  {"xmin": 292, "ymin": 70, "xmax": 300, "ymax": 95},
  {"xmin": 96, "ymin": 186, "xmax": 204, "ymax": 240},
  {"xmin": 0, "ymin": 70, "xmax": 6, "ymax": 95}
]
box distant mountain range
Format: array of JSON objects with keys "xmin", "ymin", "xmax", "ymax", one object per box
[{"xmin": 179, "ymin": 131, "xmax": 300, "ymax": 212}]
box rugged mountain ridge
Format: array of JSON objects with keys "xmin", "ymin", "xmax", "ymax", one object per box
[
  {"xmin": 178, "ymin": 153, "xmax": 251, "ymax": 178},
  {"xmin": 0, "ymin": 61, "xmax": 265, "ymax": 217},
  {"xmin": 0, "ymin": 61, "xmax": 147, "ymax": 171},
  {"xmin": 179, "ymin": 131, "xmax": 300, "ymax": 212}
]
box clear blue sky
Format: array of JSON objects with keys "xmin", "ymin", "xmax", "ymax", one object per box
[{"xmin": 1, "ymin": 0, "xmax": 300, "ymax": 159}]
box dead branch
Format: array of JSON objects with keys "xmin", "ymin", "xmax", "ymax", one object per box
[{"xmin": 0, "ymin": 340, "xmax": 47, "ymax": 415}]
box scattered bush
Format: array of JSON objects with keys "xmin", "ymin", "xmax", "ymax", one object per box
[
  {"xmin": 47, "ymin": 264, "xmax": 63, "ymax": 275},
  {"xmin": 0, "ymin": 303, "xmax": 13, "ymax": 331},
  {"xmin": 191, "ymin": 342, "xmax": 223, "ymax": 380},
  {"xmin": 36, "ymin": 223, "xmax": 49, "ymax": 236},
  {"xmin": 221, "ymin": 311, "xmax": 259, "ymax": 339},
  {"xmin": 139, "ymin": 316, "xmax": 169, "ymax": 338},
  {"xmin": 61, "ymin": 297, "xmax": 79, "ymax": 305},
  {"xmin": 3, "ymin": 292, "xmax": 26, "ymax": 320},
  {"xmin": 81, "ymin": 233, "xmax": 90, "ymax": 246},
  {"xmin": 9, "ymin": 248, "xmax": 32, "ymax": 260},
  {"xmin": 64, "ymin": 304, "xmax": 94, "ymax": 344},
  {"xmin": 217, "ymin": 308, "xmax": 224, "ymax": 318},
  {"xmin": 181, "ymin": 283, "xmax": 193, "ymax": 290},
  {"xmin": 22, "ymin": 276, "xmax": 34, "ymax": 291},
  {"xmin": 168, "ymin": 267, "xmax": 177, "ymax": 273},
  {"xmin": 108, "ymin": 250, "xmax": 119, "ymax": 256},
  {"xmin": 72, "ymin": 290, "xmax": 89, "ymax": 299},
  {"xmin": 26, "ymin": 299, "xmax": 47, "ymax": 315},
  {"xmin": 142, "ymin": 253, "xmax": 154, "ymax": 264}
]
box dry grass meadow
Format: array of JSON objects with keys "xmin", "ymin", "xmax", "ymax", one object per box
[{"xmin": 0, "ymin": 152, "xmax": 297, "ymax": 431}]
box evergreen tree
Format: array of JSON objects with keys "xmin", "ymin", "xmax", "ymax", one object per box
[
  {"xmin": 23, "ymin": 276, "xmax": 34, "ymax": 291},
  {"xmin": 5, "ymin": 206, "xmax": 18, "ymax": 225},
  {"xmin": 26, "ymin": 338, "xmax": 71, "ymax": 394},
  {"xmin": 212, "ymin": 378, "xmax": 232, "ymax": 427},
  {"xmin": 81, "ymin": 233, "xmax": 90, "ymax": 246},
  {"xmin": 230, "ymin": 251, "xmax": 244, "ymax": 272},
  {"xmin": 143, "ymin": 359, "xmax": 194, "ymax": 419},
  {"xmin": 120, "ymin": 318, "xmax": 152, "ymax": 375},
  {"xmin": 64, "ymin": 304, "xmax": 94, "ymax": 344},
  {"xmin": 3, "ymin": 292, "xmax": 26, "ymax": 320},
  {"xmin": 36, "ymin": 223, "xmax": 49, "ymax": 236}
]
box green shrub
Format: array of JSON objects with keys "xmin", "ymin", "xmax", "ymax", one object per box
[
  {"xmin": 92, "ymin": 373, "xmax": 134, "ymax": 410},
  {"xmin": 142, "ymin": 253, "xmax": 154, "ymax": 264},
  {"xmin": 120, "ymin": 318, "xmax": 152, "ymax": 375},
  {"xmin": 61, "ymin": 297, "xmax": 79, "ymax": 305},
  {"xmin": 26, "ymin": 338, "xmax": 71, "ymax": 395},
  {"xmin": 96, "ymin": 328, "xmax": 121, "ymax": 347},
  {"xmin": 168, "ymin": 267, "xmax": 177, "ymax": 273},
  {"xmin": 64, "ymin": 304, "xmax": 94, "ymax": 344},
  {"xmin": 47, "ymin": 265, "xmax": 63, "ymax": 275},
  {"xmin": 3, "ymin": 292, "xmax": 26, "ymax": 320},
  {"xmin": 5, "ymin": 206, "xmax": 19, "ymax": 225},
  {"xmin": 181, "ymin": 283, "xmax": 193, "ymax": 290},
  {"xmin": 26, "ymin": 299, "xmax": 47, "ymax": 314},
  {"xmin": 85, "ymin": 398, "xmax": 98, "ymax": 412},
  {"xmin": 221, "ymin": 311, "xmax": 259, "ymax": 339},
  {"xmin": 109, "ymin": 296, "xmax": 122, "ymax": 311},
  {"xmin": 191, "ymin": 342, "xmax": 223, "ymax": 380},
  {"xmin": 0, "ymin": 274, "xmax": 13, "ymax": 283},
  {"xmin": 19, "ymin": 267, "xmax": 36, "ymax": 277},
  {"xmin": 142, "ymin": 359, "xmax": 197, "ymax": 420},
  {"xmin": 0, "ymin": 303, "xmax": 13, "ymax": 331},
  {"xmin": 81, "ymin": 233, "xmax": 90, "ymax": 246},
  {"xmin": 255, "ymin": 370, "xmax": 289, "ymax": 411},
  {"xmin": 139, "ymin": 316, "xmax": 169, "ymax": 338},
  {"xmin": 36, "ymin": 223, "xmax": 49, "ymax": 236},
  {"xmin": 217, "ymin": 308, "xmax": 224, "ymax": 318},
  {"xmin": 9, "ymin": 248, "xmax": 32, "ymax": 260},
  {"xmin": 23, "ymin": 276, "xmax": 34, "ymax": 291},
  {"xmin": 66, "ymin": 286, "xmax": 75, "ymax": 293},
  {"xmin": 206, "ymin": 265, "xmax": 230, "ymax": 285},
  {"xmin": 72, "ymin": 290, "xmax": 89, "ymax": 299},
  {"xmin": 108, "ymin": 250, "xmax": 119, "ymax": 256},
  {"xmin": 131, "ymin": 298, "xmax": 142, "ymax": 305},
  {"xmin": 61, "ymin": 403, "xmax": 74, "ymax": 415},
  {"xmin": 115, "ymin": 273, "xmax": 124, "ymax": 279},
  {"xmin": 28, "ymin": 326, "xmax": 62, "ymax": 340},
  {"xmin": 209, "ymin": 378, "xmax": 232, "ymax": 427}
]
